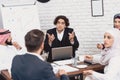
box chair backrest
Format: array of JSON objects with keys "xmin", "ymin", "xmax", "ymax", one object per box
[{"xmin": 1, "ymin": 69, "xmax": 12, "ymax": 80}]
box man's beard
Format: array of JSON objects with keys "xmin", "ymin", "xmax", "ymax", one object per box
[{"xmin": 5, "ymin": 40, "xmax": 13, "ymax": 45}]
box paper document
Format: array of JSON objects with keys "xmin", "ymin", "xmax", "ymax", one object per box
[
  {"xmin": 76, "ymin": 64, "xmax": 87, "ymax": 68},
  {"xmin": 51, "ymin": 63, "xmax": 79, "ymax": 73},
  {"xmin": 59, "ymin": 65, "xmax": 79, "ymax": 72},
  {"xmin": 53, "ymin": 59, "xmax": 72, "ymax": 65}
]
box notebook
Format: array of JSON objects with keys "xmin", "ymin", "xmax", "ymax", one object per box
[{"xmin": 52, "ymin": 46, "xmax": 73, "ymax": 61}]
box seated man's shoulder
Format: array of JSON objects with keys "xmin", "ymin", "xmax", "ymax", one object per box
[
  {"xmin": 13, "ymin": 54, "xmax": 29, "ymax": 61},
  {"xmin": 13, "ymin": 54, "xmax": 23, "ymax": 60}
]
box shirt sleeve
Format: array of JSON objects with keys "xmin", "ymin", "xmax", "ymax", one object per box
[
  {"xmin": 92, "ymin": 54, "xmax": 101, "ymax": 63},
  {"xmin": 91, "ymin": 56, "xmax": 120, "ymax": 80}
]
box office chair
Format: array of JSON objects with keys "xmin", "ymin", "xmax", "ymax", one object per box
[{"xmin": 1, "ymin": 69, "xmax": 12, "ymax": 80}]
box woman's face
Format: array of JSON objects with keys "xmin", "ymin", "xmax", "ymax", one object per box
[
  {"xmin": 114, "ymin": 18, "xmax": 120, "ymax": 29},
  {"xmin": 56, "ymin": 19, "xmax": 66, "ymax": 32},
  {"xmin": 104, "ymin": 33, "xmax": 114, "ymax": 48}
]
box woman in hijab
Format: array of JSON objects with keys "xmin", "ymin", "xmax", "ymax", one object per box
[
  {"xmin": 97, "ymin": 13, "xmax": 120, "ymax": 49},
  {"xmin": 114, "ymin": 13, "xmax": 120, "ymax": 29},
  {"xmin": 83, "ymin": 28, "xmax": 120, "ymax": 80}
]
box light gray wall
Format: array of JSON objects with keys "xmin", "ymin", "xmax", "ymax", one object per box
[
  {"xmin": 36, "ymin": 0, "xmax": 120, "ymax": 54},
  {"xmin": 0, "ymin": 2, "xmax": 3, "ymax": 28}
]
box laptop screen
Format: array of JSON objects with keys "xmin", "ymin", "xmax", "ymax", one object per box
[{"xmin": 51, "ymin": 46, "xmax": 73, "ymax": 61}]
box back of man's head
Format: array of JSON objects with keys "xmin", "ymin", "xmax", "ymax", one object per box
[{"xmin": 25, "ymin": 29, "xmax": 44, "ymax": 52}]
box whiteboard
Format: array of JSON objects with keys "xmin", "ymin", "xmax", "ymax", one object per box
[{"xmin": 1, "ymin": 5, "xmax": 40, "ymax": 49}]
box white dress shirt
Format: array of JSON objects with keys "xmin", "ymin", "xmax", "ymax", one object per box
[
  {"xmin": 56, "ymin": 30, "xmax": 64, "ymax": 41},
  {"xmin": 56, "ymin": 30, "xmax": 74, "ymax": 44},
  {"xmin": 0, "ymin": 45, "xmax": 19, "ymax": 74}
]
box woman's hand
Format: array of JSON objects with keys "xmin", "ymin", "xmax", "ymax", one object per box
[
  {"xmin": 84, "ymin": 55, "xmax": 93, "ymax": 61},
  {"xmin": 83, "ymin": 70, "xmax": 93, "ymax": 75},
  {"xmin": 68, "ymin": 31, "xmax": 75, "ymax": 42},
  {"xmin": 47, "ymin": 33, "xmax": 55, "ymax": 44},
  {"xmin": 97, "ymin": 43, "xmax": 103, "ymax": 49}
]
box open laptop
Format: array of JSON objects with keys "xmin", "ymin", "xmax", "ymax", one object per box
[{"xmin": 52, "ymin": 46, "xmax": 73, "ymax": 61}]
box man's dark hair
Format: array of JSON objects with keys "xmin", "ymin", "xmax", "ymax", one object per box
[
  {"xmin": 54, "ymin": 15, "xmax": 70, "ymax": 27},
  {"xmin": 25, "ymin": 29, "xmax": 44, "ymax": 52}
]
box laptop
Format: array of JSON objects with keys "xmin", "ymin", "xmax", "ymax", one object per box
[{"xmin": 52, "ymin": 46, "xmax": 73, "ymax": 61}]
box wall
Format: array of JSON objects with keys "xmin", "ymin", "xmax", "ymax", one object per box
[
  {"xmin": 0, "ymin": 3, "xmax": 3, "ymax": 28},
  {"xmin": 36, "ymin": 0, "xmax": 120, "ymax": 54},
  {"xmin": 1, "ymin": 0, "xmax": 120, "ymax": 54}
]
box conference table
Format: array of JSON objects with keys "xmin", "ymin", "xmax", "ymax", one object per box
[
  {"xmin": 1, "ymin": 61, "xmax": 104, "ymax": 80},
  {"xmin": 66, "ymin": 62, "xmax": 105, "ymax": 80},
  {"xmin": 52, "ymin": 59, "xmax": 105, "ymax": 80},
  {"xmin": 67, "ymin": 62, "xmax": 104, "ymax": 76}
]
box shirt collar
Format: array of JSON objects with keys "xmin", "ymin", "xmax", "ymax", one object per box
[
  {"xmin": 56, "ymin": 29, "xmax": 65, "ymax": 41},
  {"xmin": 27, "ymin": 52, "xmax": 44, "ymax": 61},
  {"xmin": 56, "ymin": 29, "xmax": 65, "ymax": 34}
]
